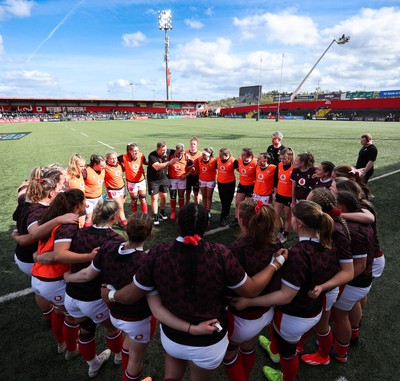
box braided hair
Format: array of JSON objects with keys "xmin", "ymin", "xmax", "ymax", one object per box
[
  {"xmin": 308, "ymin": 187, "xmax": 350, "ymax": 239},
  {"xmin": 177, "ymin": 203, "xmax": 209, "ymax": 301}
]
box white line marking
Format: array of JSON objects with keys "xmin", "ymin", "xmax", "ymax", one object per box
[
  {"xmin": 0, "ymin": 288, "xmax": 33, "ymax": 303},
  {"xmin": 98, "ymin": 140, "xmax": 115, "ymax": 149},
  {"xmin": 369, "ymin": 169, "xmax": 400, "ymax": 182},
  {"xmin": 71, "ymin": 128, "xmax": 76, "ymax": 131},
  {"xmin": 80, "ymin": 132, "xmax": 88, "ymax": 137},
  {"xmin": 204, "ymin": 225, "xmax": 230, "ymax": 236}
]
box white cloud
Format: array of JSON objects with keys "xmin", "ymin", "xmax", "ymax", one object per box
[
  {"xmin": 107, "ymin": 79, "xmax": 131, "ymax": 89},
  {"xmin": 122, "ymin": 31, "xmax": 147, "ymax": 48},
  {"xmin": 0, "ymin": 0, "xmax": 35, "ymax": 19},
  {"xmin": 233, "ymin": 9, "xmax": 320, "ymax": 46},
  {"xmin": 185, "ymin": 18, "xmax": 204, "ymax": 29},
  {"xmin": 145, "ymin": 8, "xmax": 157, "ymax": 16},
  {"xmin": 205, "ymin": 7, "xmax": 213, "ymax": 16},
  {"xmin": 323, "ymin": 7, "xmax": 400, "ymax": 54},
  {"xmin": 4, "ymin": 70, "xmax": 56, "ymax": 88},
  {"xmin": 315, "ymin": 7, "xmax": 400, "ymax": 91},
  {"xmin": 172, "ymin": 38, "xmax": 239, "ymax": 75}
]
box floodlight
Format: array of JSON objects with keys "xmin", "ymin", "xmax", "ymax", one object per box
[
  {"xmin": 337, "ymin": 34, "xmax": 350, "ymax": 45},
  {"xmin": 158, "ymin": 10, "xmax": 172, "ymax": 30},
  {"xmin": 158, "ymin": 10, "xmax": 173, "ymax": 100}
]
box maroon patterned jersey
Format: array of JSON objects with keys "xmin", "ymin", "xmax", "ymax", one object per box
[
  {"xmin": 346, "ymin": 221, "xmax": 375, "ymax": 288},
  {"xmin": 279, "ymin": 239, "xmax": 340, "ymax": 317},
  {"xmin": 333, "ymin": 219, "xmax": 352, "ymax": 263},
  {"xmin": 291, "ymin": 167, "xmax": 316, "ymax": 200},
  {"xmin": 134, "ymin": 239, "xmax": 245, "ymax": 323},
  {"xmin": 54, "ymin": 223, "xmax": 78, "ymax": 240},
  {"xmin": 312, "ymin": 178, "xmax": 332, "ymax": 190},
  {"xmin": 26, "ymin": 203, "xmax": 48, "ymax": 228},
  {"xmin": 228, "ymin": 237, "xmax": 284, "ymax": 318},
  {"xmin": 93, "ymin": 243, "xmax": 151, "ymax": 320},
  {"xmin": 66, "ymin": 227, "xmax": 124, "ymax": 301},
  {"xmin": 361, "ymin": 203, "xmax": 381, "ymax": 254},
  {"xmin": 15, "ymin": 203, "xmax": 48, "ymax": 263}
]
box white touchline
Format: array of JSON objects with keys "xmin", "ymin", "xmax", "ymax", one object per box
[
  {"xmin": 204, "ymin": 225, "xmax": 230, "ymax": 236},
  {"xmin": 98, "ymin": 140, "xmax": 115, "ymax": 149},
  {"xmin": 0, "ymin": 287, "xmax": 33, "ymax": 303},
  {"xmin": 80, "ymin": 133, "xmax": 89, "ymax": 137},
  {"xmin": 369, "ymin": 169, "xmax": 400, "ymax": 182}
]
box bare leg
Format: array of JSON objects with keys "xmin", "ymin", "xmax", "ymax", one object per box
[
  {"xmin": 190, "ymin": 361, "xmax": 217, "ymax": 381},
  {"xmin": 164, "ymin": 353, "xmax": 187, "ymax": 381},
  {"xmin": 159, "ymin": 192, "xmax": 167, "ymax": 210},
  {"xmin": 151, "ymin": 194, "xmax": 159, "ymax": 215},
  {"xmin": 283, "ymin": 205, "xmax": 292, "ymax": 233}
]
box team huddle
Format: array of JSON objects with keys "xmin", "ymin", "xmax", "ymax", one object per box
[{"xmin": 11, "ymin": 131, "xmax": 383, "ymax": 381}]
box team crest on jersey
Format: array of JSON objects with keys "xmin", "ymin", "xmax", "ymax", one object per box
[
  {"xmin": 258, "ymin": 174, "xmax": 264, "ymax": 180},
  {"xmin": 202, "ymin": 167, "xmax": 207, "ymax": 172},
  {"xmin": 135, "ymin": 334, "xmax": 144, "ymax": 340},
  {"xmin": 80, "ymin": 182, "xmax": 85, "ymax": 188},
  {"xmin": 220, "ymin": 165, "xmax": 226, "ymax": 171},
  {"xmin": 54, "ymin": 295, "xmax": 63, "ymax": 302},
  {"xmin": 298, "ymin": 178, "xmax": 306, "ymax": 186},
  {"xmin": 241, "ymin": 169, "xmax": 246, "ymax": 175},
  {"xmin": 98, "ymin": 179, "xmax": 104, "ymax": 184},
  {"xmin": 133, "ymin": 164, "xmax": 139, "ymax": 170},
  {"xmin": 174, "ymin": 164, "xmax": 181, "ymax": 170},
  {"xmin": 115, "ymin": 170, "xmax": 121, "ymax": 176},
  {"xmin": 280, "ymin": 174, "xmax": 287, "ymax": 180}
]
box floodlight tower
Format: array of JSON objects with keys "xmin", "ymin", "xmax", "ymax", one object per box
[
  {"xmin": 158, "ymin": 10, "xmax": 172, "ymax": 100},
  {"xmin": 289, "ymin": 35, "xmax": 350, "ymax": 102}
]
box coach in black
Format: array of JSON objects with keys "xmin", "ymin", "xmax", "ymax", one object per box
[
  {"xmin": 147, "ymin": 141, "xmax": 179, "ymax": 225},
  {"xmin": 267, "ymin": 131, "xmax": 285, "ymax": 165},
  {"xmin": 355, "ymin": 133, "xmax": 378, "ymax": 183}
]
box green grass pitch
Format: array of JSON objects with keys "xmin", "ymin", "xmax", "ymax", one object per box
[{"xmin": 0, "ymin": 118, "xmax": 399, "ymax": 380}]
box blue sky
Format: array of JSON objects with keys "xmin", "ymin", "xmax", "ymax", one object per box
[{"xmin": 0, "ymin": 0, "xmax": 400, "ymax": 101}]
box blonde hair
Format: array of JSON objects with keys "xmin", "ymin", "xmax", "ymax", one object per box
[
  {"xmin": 26, "ymin": 167, "xmax": 63, "ymax": 203},
  {"xmin": 105, "ymin": 150, "xmax": 117, "ymax": 160},
  {"xmin": 68, "ymin": 153, "xmax": 85, "ymax": 177},
  {"xmin": 92, "ymin": 199, "xmax": 119, "ymax": 226}
]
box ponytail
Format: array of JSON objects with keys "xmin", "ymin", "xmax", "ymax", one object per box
[
  {"xmin": 292, "ymin": 200, "xmax": 334, "ymax": 249},
  {"xmin": 319, "ymin": 213, "xmax": 334, "ymax": 249}
]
